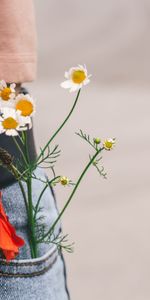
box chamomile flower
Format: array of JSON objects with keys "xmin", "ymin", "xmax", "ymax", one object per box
[
  {"xmin": 103, "ymin": 138, "xmax": 116, "ymax": 150},
  {"xmin": 15, "ymin": 94, "xmax": 35, "ymax": 117},
  {"xmin": 0, "ymin": 80, "xmax": 16, "ymax": 107},
  {"xmin": 61, "ymin": 65, "xmax": 91, "ymax": 92},
  {"xmin": 60, "ymin": 176, "xmax": 70, "ymax": 186},
  {"xmin": 0, "ymin": 108, "xmax": 27, "ymax": 136},
  {"xmin": 15, "ymin": 94, "xmax": 35, "ymax": 128}
]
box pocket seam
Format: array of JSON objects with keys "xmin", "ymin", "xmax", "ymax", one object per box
[
  {"xmin": 0, "ymin": 246, "xmax": 58, "ymax": 278},
  {"xmin": 0, "ymin": 255, "xmax": 58, "ymax": 278},
  {"xmin": 0, "ymin": 246, "xmax": 57, "ymax": 267}
]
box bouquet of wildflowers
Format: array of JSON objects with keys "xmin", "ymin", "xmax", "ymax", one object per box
[{"xmin": 0, "ymin": 65, "xmax": 115, "ymax": 260}]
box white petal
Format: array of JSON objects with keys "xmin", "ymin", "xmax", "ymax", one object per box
[
  {"xmin": 0, "ymin": 99, "xmax": 15, "ymax": 109},
  {"xmin": 60, "ymin": 80, "xmax": 72, "ymax": 89},
  {"xmin": 2, "ymin": 107, "xmax": 17, "ymax": 119},
  {"xmin": 16, "ymin": 110, "xmax": 22, "ymax": 117},
  {"xmin": 19, "ymin": 115, "xmax": 31, "ymax": 125},
  {"xmin": 15, "ymin": 93, "xmax": 24, "ymax": 101},
  {"xmin": 25, "ymin": 94, "xmax": 32, "ymax": 101},
  {"xmin": 64, "ymin": 72, "xmax": 69, "ymax": 79},
  {"xmin": 17, "ymin": 126, "xmax": 27, "ymax": 131},
  {"xmin": 9, "ymin": 93, "xmax": 15, "ymax": 99},
  {"xmin": 0, "ymin": 80, "xmax": 6, "ymax": 89},
  {"xmin": 69, "ymin": 85, "xmax": 80, "ymax": 92},
  {"xmin": 83, "ymin": 78, "xmax": 90, "ymax": 86},
  {"xmin": 1, "ymin": 107, "xmax": 10, "ymax": 118},
  {"xmin": 78, "ymin": 64, "xmax": 84, "ymax": 70},
  {"xmin": 29, "ymin": 122, "xmax": 32, "ymax": 129},
  {"xmin": 0, "ymin": 125, "xmax": 5, "ymax": 134},
  {"xmin": 5, "ymin": 129, "xmax": 18, "ymax": 136}
]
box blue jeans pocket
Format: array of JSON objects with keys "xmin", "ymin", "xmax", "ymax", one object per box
[
  {"xmin": 0, "ymin": 168, "xmax": 69, "ymax": 300},
  {"xmin": 0, "ymin": 246, "xmax": 69, "ymax": 300}
]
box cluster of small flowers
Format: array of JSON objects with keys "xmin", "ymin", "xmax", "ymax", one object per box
[
  {"xmin": 0, "ymin": 65, "xmax": 90, "ymax": 136},
  {"xmin": 94, "ymin": 137, "xmax": 116, "ymax": 151},
  {"xmin": 0, "ymin": 80, "xmax": 35, "ymax": 136},
  {"xmin": 61, "ymin": 65, "xmax": 115, "ymax": 151}
]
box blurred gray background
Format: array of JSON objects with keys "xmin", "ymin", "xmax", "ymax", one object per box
[{"xmin": 29, "ymin": 1, "xmax": 150, "ymax": 299}]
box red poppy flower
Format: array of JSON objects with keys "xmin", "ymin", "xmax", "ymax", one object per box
[{"xmin": 0, "ymin": 191, "xmax": 25, "ymax": 261}]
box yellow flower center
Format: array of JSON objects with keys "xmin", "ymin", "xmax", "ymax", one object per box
[
  {"xmin": 0, "ymin": 87, "xmax": 12, "ymax": 101},
  {"xmin": 60, "ymin": 176, "xmax": 69, "ymax": 186},
  {"xmin": 72, "ymin": 70, "xmax": 86, "ymax": 84},
  {"xmin": 104, "ymin": 140, "xmax": 114, "ymax": 150},
  {"xmin": 2, "ymin": 117, "xmax": 18, "ymax": 129},
  {"xmin": 16, "ymin": 99, "xmax": 33, "ymax": 116}
]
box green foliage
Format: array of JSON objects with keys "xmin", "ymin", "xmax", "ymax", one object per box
[
  {"xmin": 76, "ymin": 129, "xmax": 107, "ymax": 179},
  {"xmin": 37, "ymin": 144, "xmax": 61, "ymax": 168}
]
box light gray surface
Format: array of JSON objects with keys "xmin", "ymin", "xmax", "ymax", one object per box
[
  {"xmin": 28, "ymin": 1, "xmax": 150, "ymax": 299},
  {"xmin": 35, "ymin": 0, "xmax": 150, "ymax": 85}
]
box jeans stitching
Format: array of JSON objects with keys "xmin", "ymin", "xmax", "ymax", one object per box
[
  {"xmin": 0, "ymin": 247, "xmax": 57, "ymax": 267},
  {"xmin": 0, "ymin": 255, "xmax": 58, "ymax": 278}
]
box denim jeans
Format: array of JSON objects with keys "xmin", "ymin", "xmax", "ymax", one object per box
[{"xmin": 0, "ymin": 168, "xmax": 69, "ymax": 300}]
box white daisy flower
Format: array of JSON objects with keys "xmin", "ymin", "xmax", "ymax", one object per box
[
  {"xmin": 14, "ymin": 93, "xmax": 35, "ymax": 128},
  {"xmin": 0, "ymin": 80, "xmax": 16, "ymax": 107},
  {"xmin": 0, "ymin": 108, "xmax": 27, "ymax": 136},
  {"xmin": 103, "ymin": 138, "xmax": 116, "ymax": 150},
  {"xmin": 60, "ymin": 65, "xmax": 91, "ymax": 92}
]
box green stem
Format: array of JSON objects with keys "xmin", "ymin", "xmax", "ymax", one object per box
[
  {"xmin": 10, "ymin": 164, "xmax": 28, "ymax": 213},
  {"xmin": 33, "ymin": 176, "xmax": 60, "ymax": 221},
  {"xmin": 18, "ymin": 133, "xmax": 25, "ymax": 145},
  {"xmin": 18, "ymin": 179, "xmax": 34, "ymax": 259},
  {"xmin": 23, "ymin": 131, "xmax": 37, "ymax": 258},
  {"xmin": 9, "ymin": 162, "xmax": 36, "ymax": 256},
  {"xmin": 18, "ymin": 181, "xmax": 28, "ymax": 214},
  {"xmin": 27, "ymin": 177, "xmax": 37, "ymax": 258},
  {"xmin": 24, "ymin": 132, "xmax": 30, "ymax": 164},
  {"xmin": 12, "ymin": 136, "xmax": 28, "ymax": 167},
  {"xmin": 37, "ymin": 147, "xmax": 103, "ymax": 243},
  {"xmin": 36, "ymin": 89, "xmax": 81, "ymax": 163},
  {"xmin": 33, "ymin": 182, "xmax": 49, "ymax": 221}
]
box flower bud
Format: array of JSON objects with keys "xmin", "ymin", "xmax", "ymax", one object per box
[
  {"xmin": 93, "ymin": 160, "xmax": 98, "ymax": 166},
  {"xmin": 94, "ymin": 138, "xmax": 101, "ymax": 145}
]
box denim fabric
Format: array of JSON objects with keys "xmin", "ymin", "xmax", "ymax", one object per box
[{"xmin": 0, "ymin": 168, "xmax": 69, "ymax": 300}]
